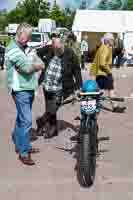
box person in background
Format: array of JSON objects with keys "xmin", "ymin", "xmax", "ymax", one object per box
[
  {"xmin": 90, "ymin": 33, "xmax": 126, "ymax": 113},
  {"xmin": 5, "ymin": 23, "xmax": 44, "ymax": 165},
  {"xmin": 80, "ymin": 35, "xmax": 89, "ymax": 69},
  {"xmin": 126, "ymin": 46, "xmax": 133, "ymax": 65},
  {"xmin": 113, "ymin": 34, "xmax": 124, "ymax": 68},
  {"xmin": 63, "ymin": 36, "xmax": 82, "ymax": 99},
  {"xmin": 65, "ymin": 32, "xmax": 81, "ymax": 65},
  {"xmin": 0, "ymin": 41, "xmax": 5, "ymax": 70}
]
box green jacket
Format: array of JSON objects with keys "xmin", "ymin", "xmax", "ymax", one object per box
[
  {"xmin": 5, "ymin": 40, "xmax": 38, "ymax": 92},
  {"xmin": 65, "ymin": 40, "xmax": 81, "ymax": 64}
]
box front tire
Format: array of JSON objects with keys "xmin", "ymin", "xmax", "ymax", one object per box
[{"xmin": 78, "ymin": 116, "xmax": 97, "ymax": 187}]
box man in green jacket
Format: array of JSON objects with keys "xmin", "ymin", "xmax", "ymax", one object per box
[{"xmin": 5, "ymin": 23, "xmax": 44, "ymax": 165}]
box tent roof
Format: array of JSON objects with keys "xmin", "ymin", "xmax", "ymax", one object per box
[{"xmin": 72, "ymin": 10, "xmax": 133, "ymax": 33}]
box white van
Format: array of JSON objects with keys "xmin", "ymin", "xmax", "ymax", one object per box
[
  {"xmin": 27, "ymin": 32, "xmax": 49, "ymax": 48},
  {"xmin": 8, "ymin": 24, "xmax": 19, "ymax": 35},
  {"xmin": 38, "ymin": 18, "xmax": 56, "ymax": 33}
]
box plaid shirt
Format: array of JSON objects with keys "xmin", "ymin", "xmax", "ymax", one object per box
[{"xmin": 43, "ymin": 56, "xmax": 63, "ymax": 92}]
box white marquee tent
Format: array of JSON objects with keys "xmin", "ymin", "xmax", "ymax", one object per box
[
  {"xmin": 72, "ymin": 10, "xmax": 133, "ymax": 50},
  {"xmin": 72, "ymin": 10, "xmax": 133, "ymax": 33}
]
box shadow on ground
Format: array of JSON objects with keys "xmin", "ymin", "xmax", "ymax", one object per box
[{"xmin": 56, "ymin": 121, "xmax": 110, "ymax": 188}]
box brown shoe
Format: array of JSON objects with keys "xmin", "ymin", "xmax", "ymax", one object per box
[{"xmin": 19, "ymin": 154, "xmax": 35, "ymax": 166}]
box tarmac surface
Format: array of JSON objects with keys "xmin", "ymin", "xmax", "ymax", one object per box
[{"xmin": 0, "ymin": 66, "xmax": 133, "ymax": 199}]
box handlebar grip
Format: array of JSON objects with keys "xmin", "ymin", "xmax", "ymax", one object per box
[{"xmin": 108, "ymin": 97, "xmax": 125, "ymax": 102}]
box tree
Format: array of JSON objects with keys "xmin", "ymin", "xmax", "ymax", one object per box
[
  {"xmin": 98, "ymin": 0, "xmax": 126, "ymax": 10},
  {"xmin": 79, "ymin": 0, "xmax": 87, "ymax": 9},
  {"xmin": 108, "ymin": 0, "xmax": 122, "ymax": 9},
  {"xmin": 63, "ymin": 7, "xmax": 76, "ymax": 29},
  {"xmin": 98, "ymin": 0, "xmax": 108, "ymax": 9},
  {"xmin": 21, "ymin": 0, "xmax": 50, "ymax": 26},
  {"xmin": 0, "ymin": 11, "xmax": 7, "ymax": 32},
  {"xmin": 127, "ymin": 0, "xmax": 133, "ymax": 10},
  {"xmin": 7, "ymin": 0, "xmax": 50, "ymax": 26},
  {"xmin": 64, "ymin": 10, "xmax": 75, "ymax": 30},
  {"xmin": 7, "ymin": 8, "xmax": 24, "ymax": 24},
  {"xmin": 3, "ymin": 0, "xmax": 75, "ymax": 31},
  {"xmin": 49, "ymin": 2, "xmax": 66, "ymax": 27}
]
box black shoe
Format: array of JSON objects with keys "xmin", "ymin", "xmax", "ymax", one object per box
[
  {"xmin": 36, "ymin": 117, "xmax": 47, "ymax": 136},
  {"xmin": 44, "ymin": 131, "xmax": 58, "ymax": 139},
  {"xmin": 36, "ymin": 127, "xmax": 45, "ymax": 136},
  {"xmin": 112, "ymin": 106, "xmax": 126, "ymax": 113},
  {"xmin": 74, "ymin": 116, "xmax": 80, "ymax": 121},
  {"xmin": 71, "ymin": 134, "xmax": 80, "ymax": 142},
  {"xmin": 44, "ymin": 124, "xmax": 58, "ymax": 139},
  {"xmin": 29, "ymin": 128, "xmax": 38, "ymax": 141},
  {"xmin": 36, "ymin": 118, "xmax": 42, "ymax": 130}
]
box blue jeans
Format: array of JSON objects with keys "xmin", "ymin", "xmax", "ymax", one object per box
[{"xmin": 12, "ymin": 91, "xmax": 34, "ymax": 157}]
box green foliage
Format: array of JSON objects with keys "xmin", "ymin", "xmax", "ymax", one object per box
[
  {"xmin": 7, "ymin": 8, "xmax": 24, "ymax": 24},
  {"xmin": 5, "ymin": 0, "xmax": 50, "ymax": 26},
  {"xmin": 64, "ymin": 11, "xmax": 75, "ymax": 30},
  {"xmin": 98, "ymin": 0, "xmax": 108, "ymax": 9},
  {"xmin": 0, "ymin": 0, "xmax": 75, "ymax": 31},
  {"xmin": 0, "ymin": 35, "xmax": 10, "ymax": 45},
  {"xmin": 49, "ymin": 3, "xmax": 65, "ymax": 27},
  {"xmin": 98, "ymin": 0, "xmax": 127, "ymax": 10},
  {"xmin": 127, "ymin": 0, "xmax": 133, "ymax": 10},
  {"xmin": 17, "ymin": 0, "xmax": 50, "ymax": 26},
  {"xmin": 108, "ymin": 0, "xmax": 122, "ymax": 9},
  {"xmin": 0, "ymin": 14, "xmax": 7, "ymax": 32}
]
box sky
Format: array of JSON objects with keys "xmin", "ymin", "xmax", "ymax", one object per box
[
  {"xmin": 0, "ymin": 0, "xmax": 16, "ymax": 10},
  {"xmin": 0, "ymin": 0, "xmax": 99, "ymax": 10}
]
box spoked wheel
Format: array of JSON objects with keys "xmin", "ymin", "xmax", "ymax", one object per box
[{"xmin": 77, "ymin": 117, "xmax": 98, "ymax": 187}]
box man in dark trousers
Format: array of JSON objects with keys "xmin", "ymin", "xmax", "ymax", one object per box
[
  {"xmin": 0, "ymin": 41, "xmax": 5, "ymax": 70},
  {"xmin": 113, "ymin": 35, "xmax": 124, "ymax": 68},
  {"xmin": 36, "ymin": 38, "xmax": 82, "ymax": 138}
]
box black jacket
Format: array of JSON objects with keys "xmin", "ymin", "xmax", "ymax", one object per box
[
  {"xmin": 37, "ymin": 44, "xmax": 54, "ymax": 66},
  {"xmin": 36, "ymin": 46, "xmax": 82, "ymax": 97},
  {"xmin": 62, "ymin": 47, "xmax": 82, "ymax": 97},
  {"xmin": 36, "ymin": 45, "xmax": 54, "ymax": 85}
]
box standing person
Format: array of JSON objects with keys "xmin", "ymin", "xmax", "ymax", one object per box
[
  {"xmin": 5, "ymin": 23, "xmax": 44, "ymax": 165},
  {"xmin": 36, "ymin": 38, "xmax": 82, "ymax": 137},
  {"xmin": 90, "ymin": 33, "xmax": 126, "ymax": 113},
  {"xmin": 0, "ymin": 41, "xmax": 5, "ymax": 70},
  {"xmin": 62, "ymin": 41, "xmax": 82, "ymax": 100},
  {"xmin": 113, "ymin": 35, "xmax": 124, "ymax": 68},
  {"xmin": 65, "ymin": 32, "xmax": 81, "ymax": 65},
  {"xmin": 80, "ymin": 35, "xmax": 89, "ymax": 69},
  {"xmin": 37, "ymin": 38, "xmax": 64, "ymax": 138}
]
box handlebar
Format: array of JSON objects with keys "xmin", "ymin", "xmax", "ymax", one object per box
[
  {"xmin": 101, "ymin": 96, "xmax": 125, "ymax": 102},
  {"xmin": 77, "ymin": 92, "xmax": 125, "ymax": 102},
  {"xmin": 63, "ymin": 92, "xmax": 125, "ymax": 105}
]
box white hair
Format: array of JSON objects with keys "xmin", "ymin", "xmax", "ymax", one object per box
[
  {"xmin": 103, "ymin": 33, "xmax": 114, "ymax": 41},
  {"xmin": 16, "ymin": 23, "xmax": 32, "ymax": 38}
]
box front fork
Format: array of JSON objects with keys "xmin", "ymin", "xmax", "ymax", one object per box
[{"xmin": 80, "ymin": 113, "xmax": 99, "ymax": 153}]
